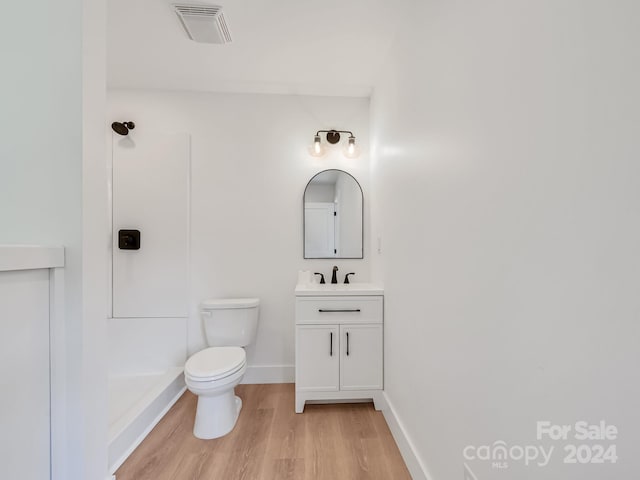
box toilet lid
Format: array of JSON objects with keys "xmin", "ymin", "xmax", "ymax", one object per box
[{"xmin": 185, "ymin": 346, "xmax": 246, "ymax": 380}]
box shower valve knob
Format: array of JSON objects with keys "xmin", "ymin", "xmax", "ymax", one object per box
[{"xmin": 118, "ymin": 229, "xmax": 141, "ymax": 250}]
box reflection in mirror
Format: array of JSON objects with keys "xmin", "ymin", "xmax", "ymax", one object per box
[{"xmin": 304, "ymin": 169, "xmax": 363, "ymax": 259}]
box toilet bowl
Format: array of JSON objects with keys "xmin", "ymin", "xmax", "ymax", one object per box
[
  {"xmin": 185, "ymin": 298, "xmax": 259, "ymax": 439},
  {"xmin": 185, "ymin": 346, "xmax": 247, "ymax": 439}
]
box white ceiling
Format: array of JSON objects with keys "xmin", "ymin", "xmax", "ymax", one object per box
[{"xmin": 107, "ymin": 0, "xmax": 399, "ymax": 97}]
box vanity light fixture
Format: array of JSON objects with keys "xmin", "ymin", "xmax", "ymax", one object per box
[
  {"xmin": 346, "ymin": 136, "xmax": 357, "ymax": 158},
  {"xmin": 313, "ymin": 134, "xmax": 322, "ymax": 155},
  {"xmin": 310, "ymin": 129, "xmax": 359, "ymax": 158}
]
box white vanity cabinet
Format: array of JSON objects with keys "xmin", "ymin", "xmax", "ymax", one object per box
[{"xmin": 294, "ymin": 290, "xmax": 384, "ymax": 413}]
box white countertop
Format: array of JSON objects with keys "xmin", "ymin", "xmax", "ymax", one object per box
[
  {"xmin": 0, "ymin": 245, "xmax": 65, "ymax": 272},
  {"xmin": 295, "ymin": 282, "xmax": 384, "ymax": 296}
]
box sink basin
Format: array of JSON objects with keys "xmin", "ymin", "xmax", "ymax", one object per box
[{"xmin": 295, "ymin": 282, "xmax": 384, "ymax": 296}]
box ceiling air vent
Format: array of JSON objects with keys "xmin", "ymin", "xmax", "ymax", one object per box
[{"xmin": 173, "ymin": 4, "xmax": 232, "ymax": 44}]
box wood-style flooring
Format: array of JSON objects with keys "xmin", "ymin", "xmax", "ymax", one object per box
[{"xmin": 116, "ymin": 383, "xmax": 411, "ymax": 480}]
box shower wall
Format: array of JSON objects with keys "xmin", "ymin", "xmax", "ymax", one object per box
[
  {"xmin": 112, "ymin": 132, "xmax": 190, "ymax": 319},
  {"xmin": 109, "ymin": 130, "xmax": 190, "ymax": 375}
]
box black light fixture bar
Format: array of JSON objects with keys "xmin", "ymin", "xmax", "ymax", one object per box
[{"xmin": 315, "ymin": 129, "xmax": 355, "ymax": 144}]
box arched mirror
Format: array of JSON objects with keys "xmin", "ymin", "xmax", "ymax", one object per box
[{"xmin": 303, "ymin": 169, "xmax": 363, "ymax": 259}]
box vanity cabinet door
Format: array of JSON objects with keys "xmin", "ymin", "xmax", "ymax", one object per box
[
  {"xmin": 296, "ymin": 325, "xmax": 340, "ymax": 392},
  {"xmin": 339, "ymin": 324, "xmax": 383, "ymax": 391}
]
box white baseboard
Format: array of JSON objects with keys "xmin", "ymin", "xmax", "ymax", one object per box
[
  {"xmin": 381, "ymin": 392, "xmax": 431, "ymax": 480},
  {"xmin": 241, "ymin": 364, "xmax": 294, "ymax": 384}
]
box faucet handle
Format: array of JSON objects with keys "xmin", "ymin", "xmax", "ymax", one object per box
[
  {"xmin": 314, "ymin": 272, "xmax": 325, "ymax": 284},
  {"xmin": 344, "ymin": 273, "xmax": 355, "ymax": 284}
]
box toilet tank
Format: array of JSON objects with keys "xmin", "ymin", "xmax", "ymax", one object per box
[{"xmin": 200, "ymin": 298, "xmax": 259, "ymax": 347}]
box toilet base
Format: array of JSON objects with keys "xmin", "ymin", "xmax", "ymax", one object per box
[{"xmin": 193, "ymin": 390, "xmax": 242, "ymax": 440}]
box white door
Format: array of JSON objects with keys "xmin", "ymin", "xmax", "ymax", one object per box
[
  {"xmin": 296, "ymin": 325, "xmax": 339, "ymax": 391},
  {"xmin": 304, "ymin": 202, "xmax": 336, "ymax": 257},
  {"xmin": 112, "ymin": 132, "xmax": 190, "ymax": 318},
  {"xmin": 340, "ymin": 324, "xmax": 383, "ymax": 390},
  {"xmin": 0, "ymin": 269, "xmax": 50, "ymax": 479}
]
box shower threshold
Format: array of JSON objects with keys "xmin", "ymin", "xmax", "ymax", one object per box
[{"xmin": 108, "ymin": 367, "xmax": 186, "ymax": 473}]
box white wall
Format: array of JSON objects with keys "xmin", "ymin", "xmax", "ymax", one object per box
[
  {"xmin": 0, "ymin": 5, "xmax": 81, "ymax": 247},
  {"xmin": 0, "ymin": 1, "xmax": 109, "ymax": 479},
  {"xmin": 371, "ymin": 1, "xmax": 640, "ymax": 479},
  {"xmin": 107, "ymin": 90, "xmax": 370, "ymax": 381},
  {"xmin": 305, "ymin": 183, "xmax": 335, "ymax": 203}
]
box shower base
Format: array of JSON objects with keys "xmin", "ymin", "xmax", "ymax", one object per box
[{"xmin": 108, "ymin": 367, "xmax": 186, "ymax": 473}]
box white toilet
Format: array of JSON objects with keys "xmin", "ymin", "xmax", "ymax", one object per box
[{"xmin": 184, "ymin": 298, "xmax": 259, "ymax": 439}]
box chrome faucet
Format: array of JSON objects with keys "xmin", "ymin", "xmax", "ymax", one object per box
[{"xmin": 331, "ymin": 265, "xmax": 339, "ymax": 284}]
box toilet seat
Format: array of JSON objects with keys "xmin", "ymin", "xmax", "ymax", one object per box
[{"xmin": 185, "ymin": 346, "xmax": 246, "ymax": 382}]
